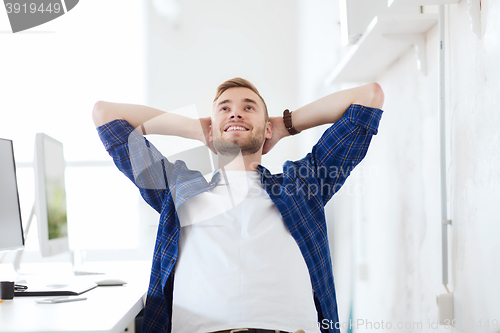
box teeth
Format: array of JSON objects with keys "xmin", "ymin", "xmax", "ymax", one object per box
[{"xmin": 226, "ymin": 126, "xmax": 247, "ymax": 131}]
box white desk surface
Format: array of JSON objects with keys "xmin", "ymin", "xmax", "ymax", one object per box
[{"xmin": 0, "ymin": 261, "xmax": 150, "ymax": 333}]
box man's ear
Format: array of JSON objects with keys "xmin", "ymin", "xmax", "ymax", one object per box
[{"xmin": 265, "ymin": 120, "xmax": 273, "ymax": 139}]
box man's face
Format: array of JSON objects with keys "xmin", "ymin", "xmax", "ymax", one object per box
[{"xmin": 209, "ymin": 87, "xmax": 272, "ymax": 156}]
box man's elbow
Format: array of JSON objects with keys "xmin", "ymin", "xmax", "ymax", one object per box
[
  {"xmin": 367, "ymin": 82, "xmax": 384, "ymax": 109},
  {"xmin": 92, "ymin": 101, "xmax": 110, "ymax": 127}
]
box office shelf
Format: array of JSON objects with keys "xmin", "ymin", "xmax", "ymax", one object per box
[{"xmin": 326, "ymin": 13, "xmax": 438, "ymax": 85}]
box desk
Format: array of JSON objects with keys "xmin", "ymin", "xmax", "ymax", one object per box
[{"xmin": 0, "ymin": 261, "xmax": 150, "ymax": 333}]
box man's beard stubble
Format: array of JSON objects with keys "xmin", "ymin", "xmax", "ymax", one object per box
[{"xmin": 212, "ymin": 125, "xmax": 266, "ymax": 157}]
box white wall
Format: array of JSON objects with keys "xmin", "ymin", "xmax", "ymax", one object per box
[
  {"xmin": 448, "ymin": 1, "xmax": 500, "ymax": 331},
  {"xmin": 145, "ymin": 0, "xmax": 302, "ymax": 170},
  {"xmin": 296, "ymin": 0, "xmax": 343, "ymax": 152},
  {"xmin": 324, "ymin": 1, "xmax": 500, "ymax": 332}
]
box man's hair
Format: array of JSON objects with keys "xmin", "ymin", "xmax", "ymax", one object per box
[{"xmin": 213, "ymin": 77, "xmax": 269, "ymax": 121}]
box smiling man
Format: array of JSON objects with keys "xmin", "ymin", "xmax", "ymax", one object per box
[
  {"xmin": 208, "ymin": 83, "xmax": 272, "ymax": 170},
  {"xmin": 211, "ymin": 88, "xmax": 271, "ymax": 158},
  {"xmin": 93, "ymin": 77, "xmax": 384, "ymax": 333}
]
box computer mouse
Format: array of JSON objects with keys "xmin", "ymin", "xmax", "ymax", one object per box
[{"xmin": 95, "ymin": 278, "xmax": 127, "ymax": 286}]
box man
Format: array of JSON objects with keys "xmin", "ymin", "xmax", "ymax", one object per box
[{"xmin": 93, "ymin": 78, "xmax": 384, "ymax": 333}]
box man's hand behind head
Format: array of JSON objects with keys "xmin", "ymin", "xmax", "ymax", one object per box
[
  {"xmin": 262, "ymin": 116, "xmax": 289, "ymax": 155},
  {"xmin": 199, "ymin": 117, "xmax": 217, "ymax": 154}
]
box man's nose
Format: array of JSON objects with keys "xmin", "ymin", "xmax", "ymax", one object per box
[{"xmin": 229, "ymin": 109, "xmax": 243, "ymax": 119}]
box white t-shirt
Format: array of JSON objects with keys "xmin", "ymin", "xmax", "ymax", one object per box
[{"xmin": 172, "ymin": 170, "xmax": 320, "ymax": 333}]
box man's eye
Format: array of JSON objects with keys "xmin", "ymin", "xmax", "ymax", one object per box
[
  {"xmin": 245, "ymin": 106, "xmax": 254, "ymax": 110},
  {"xmin": 221, "ymin": 107, "xmax": 229, "ymax": 112}
]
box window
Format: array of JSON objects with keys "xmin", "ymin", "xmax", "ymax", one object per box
[{"xmin": 0, "ymin": 0, "xmax": 147, "ymax": 260}]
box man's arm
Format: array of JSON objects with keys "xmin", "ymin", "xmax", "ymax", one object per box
[
  {"xmin": 92, "ymin": 101, "xmax": 210, "ymax": 144},
  {"xmin": 292, "ymin": 82, "xmax": 383, "ymax": 132},
  {"xmin": 94, "ymin": 102, "xmax": 213, "ymax": 212},
  {"xmin": 263, "ymin": 82, "xmax": 384, "ymax": 153}
]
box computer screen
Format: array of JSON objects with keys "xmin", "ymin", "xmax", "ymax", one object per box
[
  {"xmin": 34, "ymin": 133, "xmax": 69, "ymax": 257},
  {"xmin": 0, "ymin": 138, "xmax": 25, "ymax": 252}
]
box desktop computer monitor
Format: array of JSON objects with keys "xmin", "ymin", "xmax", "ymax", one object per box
[
  {"xmin": 0, "ymin": 138, "xmax": 25, "ymax": 252},
  {"xmin": 10, "ymin": 134, "xmax": 100, "ymax": 296},
  {"xmin": 34, "ymin": 133, "xmax": 69, "ymax": 257}
]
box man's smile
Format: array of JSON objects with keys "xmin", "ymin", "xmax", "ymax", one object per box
[{"xmin": 224, "ymin": 123, "xmax": 250, "ymax": 132}]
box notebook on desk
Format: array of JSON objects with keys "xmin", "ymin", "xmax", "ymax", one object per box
[{"xmin": 14, "ymin": 281, "xmax": 98, "ymax": 297}]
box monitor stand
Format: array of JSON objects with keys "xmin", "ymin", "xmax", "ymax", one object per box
[{"xmin": 13, "ymin": 204, "xmax": 35, "ymax": 276}]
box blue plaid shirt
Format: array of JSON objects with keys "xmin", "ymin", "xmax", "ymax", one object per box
[{"xmin": 97, "ymin": 104, "xmax": 383, "ymax": 333}]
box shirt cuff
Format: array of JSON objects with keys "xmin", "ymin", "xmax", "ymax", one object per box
[
  {"xmin": 345, "ymin": 104, "xmax": 384, "ymax": 135},
  {"xmin": 96, "ymin": 119, "xmax": 142, "ymax": 151}
]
